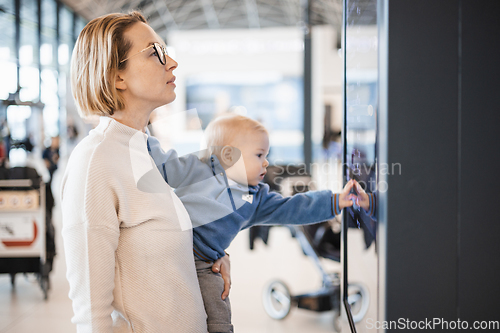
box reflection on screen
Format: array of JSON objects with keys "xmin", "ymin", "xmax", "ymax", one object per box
[{"xmin": 343, "ymin": 0, "xmax": 378, "ymax": 331}]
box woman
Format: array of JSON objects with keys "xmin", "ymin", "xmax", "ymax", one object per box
[{"xmin": 61, "ymin": 12, "xmax": 230, "ymax": 332}]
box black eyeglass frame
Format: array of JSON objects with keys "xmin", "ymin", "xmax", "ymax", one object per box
[{"xmin": 119, "ymin": 42, "xmax": 168, "ymax": 65}]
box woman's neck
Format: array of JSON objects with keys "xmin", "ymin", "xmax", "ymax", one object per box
[{"xmin": 110, "ymin": 108, "xmax": 151, "ymax": 133}]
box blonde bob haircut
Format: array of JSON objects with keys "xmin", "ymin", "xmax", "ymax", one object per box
[
  {"xmin": 204, "ymin": 114, "xmax": 268, "ymax": 157},
  {"xmin": 70, "ymin": 11, "xmax": 147, "ymax": 118}
]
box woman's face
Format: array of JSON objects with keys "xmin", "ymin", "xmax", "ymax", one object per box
[{"xmin": 117, "ymin": 22, "xmax": 178, "ymax": 111}]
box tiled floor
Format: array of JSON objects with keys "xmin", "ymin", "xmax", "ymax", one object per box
[
  {"xmin": 0, "ymin": 160, "xmax": 368, "ymax": 333},
  {"xmin": 0, "ymin": 224, "xmax": 341, "ymax": 333}
]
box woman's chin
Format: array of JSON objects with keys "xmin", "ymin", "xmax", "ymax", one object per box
[
  {"xmin": 163, "ymin": 92, "xmax": 176, "ymax": 105},
  {"xmin": 155, "ymin": 96, "xmax": 176, "ymax": 109}
]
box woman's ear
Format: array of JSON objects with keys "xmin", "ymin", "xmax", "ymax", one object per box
[{"xmin": 116, "ymin": 73, "xmax": 127, "ymax": 91}]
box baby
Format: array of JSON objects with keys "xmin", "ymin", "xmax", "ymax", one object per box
[{"xmin": 147, "ymin": 114, "xmax": 357, "ymax": 333}]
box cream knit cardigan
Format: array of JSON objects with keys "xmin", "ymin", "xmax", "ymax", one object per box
[{"xmin": 61, "ymin": 117, "xmax": 207, "ymax": 332}]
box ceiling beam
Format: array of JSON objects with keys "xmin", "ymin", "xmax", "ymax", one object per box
[
  {"xmin": 279, "ymin": 0, "xmax": 299, "ymax": 25},
  {"xmin": 178, "ymin": 11, "xmax": 211, "ymax": 29},
  {"xmin": 60, "ymin": 0, "xmax": 343, "ymax": 31},
  {"xmin": 244, "ymin": 0, "xmax": 260, "ymax": 28},
  {"xmin": 152, "ymin": 0, "xmax": 179, "ymax": 31},
  {"xmin": 141, "ymin": 2, "xmax": 158, "ymax": 18},
  {"xmin": 122, "ymin": 0, "xmax": 145, "ymax": 13},
  {"xmin": 107, "ymin": 0, "xmax": 134, "ymax": 14},
  {"xmin": 199, "ymin": 0, "xmax": 220, "ymax": 29},
  {"xmin": 174, "ymin": 0, "xmax": 200, "ymax": 28}
]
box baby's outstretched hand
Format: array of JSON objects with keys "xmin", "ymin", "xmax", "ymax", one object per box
[
  {"xmin": 339, "ymin": 179, "xmax": 357, "ymax": 209},
  {"xmin": 352, "ymin": 180, "xmax": 370, "ymax": 212}
]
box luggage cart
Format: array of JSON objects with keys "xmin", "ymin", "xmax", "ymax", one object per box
[{"xmin": 0, "ymin": 172, "xmax": 49, "ymax": 300}]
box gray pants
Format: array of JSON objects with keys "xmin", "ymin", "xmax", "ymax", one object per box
[{"xmin": 195, "ymin": 257, "xmax": 234, "ymax": 333}]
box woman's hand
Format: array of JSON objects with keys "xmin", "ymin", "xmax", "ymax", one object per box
[{"xmin": 212, "ymin": 254, "xmax": 231, "ymax": 300}]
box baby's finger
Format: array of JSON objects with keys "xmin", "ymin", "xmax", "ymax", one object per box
[
  {"xmin": 211, "ymin": 262, "xmax": 220, "ymax": 273},
  {"xmin": 344, "ymin": 180, "xmax": 354, "ymax": 193},
  {"xmin": 342, "ymin": 199, "xmax": 354, "ymax": 207},
  {"xmin": 356, "ymin": 182, "xmax": 365, "ymax": 193},
  {"xmin": 347, "ymin": 193, "xmax": 357, "ymax": 201},
  {"xmin": 221, "ymin": 278, "xmax": 231, "ymax": 300}
]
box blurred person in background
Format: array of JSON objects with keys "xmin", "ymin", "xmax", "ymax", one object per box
[
  {"xmin": 66, "ymin": 118, "xmax": 80, "ymax": 153},
  {"xmin": 43, "ymin": 136, "xmax": 59, "ymax": 179},
  {"xmin": 0, "ymin": 137, "xmax": 7, "ymax": 178},
  {"xmin": 42, "ymin": 136, "xmax": 60, "ymax": 273},
  {"xmin": 1, "ymin": 120, "xmax": 11, "ymax": 159}
]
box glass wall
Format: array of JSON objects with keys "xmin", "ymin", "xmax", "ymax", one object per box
[
  {"xmin": 19, "ymin": 0, "xmax": 39, "ymax": 102},
  {"xmin": 0, "ymin": 0, "xmax": 86, "ymax": 165},
  {"xmin": 0, "ymin": 0, "xmax": 17, "ymax": 101},
  {"xmin": 40, "ymin": 0, "xmax": 59, "ymax": 139}
]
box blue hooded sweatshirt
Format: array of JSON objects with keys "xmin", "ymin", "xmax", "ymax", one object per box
[{"xmin": 147, "ymin": 134, "xmax": 342, "ymax": 261}]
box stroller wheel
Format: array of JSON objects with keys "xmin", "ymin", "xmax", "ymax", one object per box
[
  {"xmin": 347, "ymin": 283, "xmax": 369, "ymax": 323},
  {"xmin": 262, "ymin": 280, "xmax": 292, "ymax": 320}
]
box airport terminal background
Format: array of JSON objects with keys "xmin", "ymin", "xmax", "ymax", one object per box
[
  {"xmin": 1, "ymin": 0, "xmax": 500, "ymax": 332},
  {"xmin": 0, "ymin": 0, "xmax": 348, "ymax": 332}
]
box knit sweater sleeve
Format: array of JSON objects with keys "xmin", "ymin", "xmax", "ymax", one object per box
[{"xmin": 61, "ymin": 145, "xmax": 120, "ymax": 332}]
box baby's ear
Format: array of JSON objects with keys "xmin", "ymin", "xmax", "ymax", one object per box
[
  {"xmin": 221, "ymin": 146, "xmax": 234, "ymax": 165},
  {"xmin": 221, "ymin": 146, "xmax": 241, "ymax": 168}
]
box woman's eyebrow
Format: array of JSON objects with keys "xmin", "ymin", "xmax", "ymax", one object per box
[
  {"xmin": 143, "ymin": 42, "xmax": 159, "ymax": 49},
  {"xmin": 136, "ymin": 42, "xmax": 156, "ymax": 52}
]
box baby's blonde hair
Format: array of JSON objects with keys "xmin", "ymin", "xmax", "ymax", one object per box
[
  {"xmin": 204, "ymin": 114, "xmax": 268, "ymax": 157},
  {"xmin": 70, "ymin": 11, "xmax": 147, "ymax": 118}
]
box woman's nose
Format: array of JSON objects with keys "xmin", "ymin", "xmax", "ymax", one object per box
[{"xmin": 166, "ymin": 56, "xmax": 178, "ymax": 71}]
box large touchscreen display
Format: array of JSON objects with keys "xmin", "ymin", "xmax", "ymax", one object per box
[{"xmin": 343, "ymin": 0, "xmax": 378, "ymax": 331}]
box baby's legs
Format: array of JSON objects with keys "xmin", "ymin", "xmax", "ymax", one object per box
[{"xmin": 195, "ymin": 257, "xmax": 233, "ymax": 333}]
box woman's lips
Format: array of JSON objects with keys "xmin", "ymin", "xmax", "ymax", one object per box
[{"xmin": 167, "ymin": 76, "xmax": 176, "ymax": 85}]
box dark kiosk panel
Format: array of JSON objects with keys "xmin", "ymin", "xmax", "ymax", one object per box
[{"xmin": 342, "ymin": 0, "xmax": 500, "ymax": 331}]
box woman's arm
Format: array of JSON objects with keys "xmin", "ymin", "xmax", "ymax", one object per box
[{"xmin": 61, "ymin": 155, "xmax": 120, "ymax": 332}]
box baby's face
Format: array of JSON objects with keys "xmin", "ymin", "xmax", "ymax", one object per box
[{"xmin": 225, "ymin": 131, "xmax": 270, "ymax": 186}]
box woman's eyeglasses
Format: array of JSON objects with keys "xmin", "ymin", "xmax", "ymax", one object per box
[{"xmin": 120, "ymin": 42, "xmax": 168, "ymax": 65}]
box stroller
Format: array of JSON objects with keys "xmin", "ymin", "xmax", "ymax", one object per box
[{"xmin": 251, "ymin": 165, "xmax": 369, "ymax": 331}]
